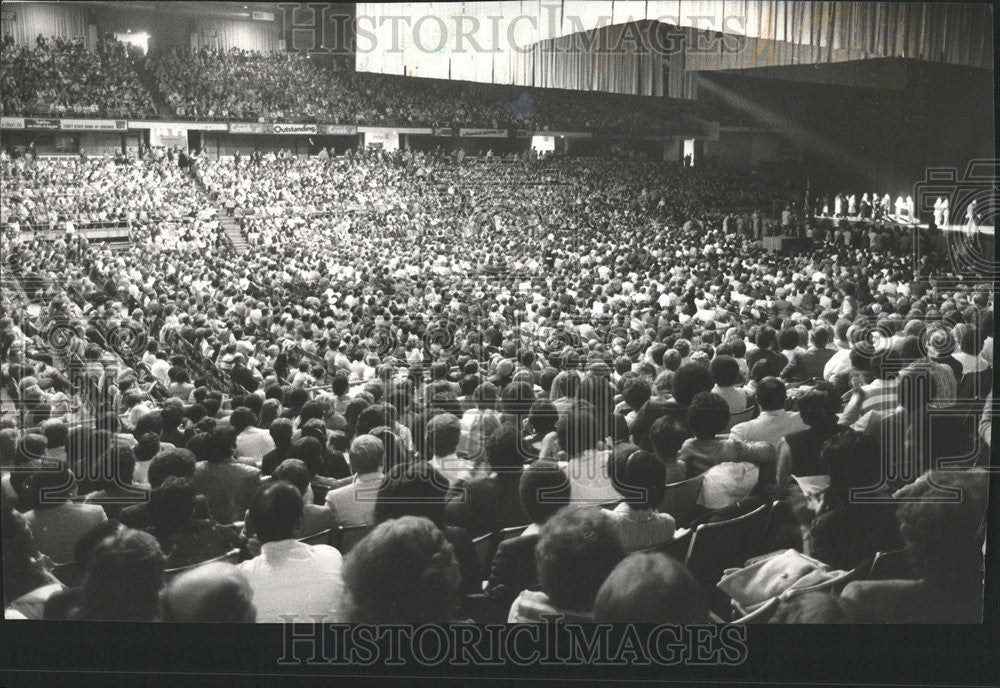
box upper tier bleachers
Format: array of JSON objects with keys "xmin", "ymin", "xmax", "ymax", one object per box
[
  {"xmin": 2, "ymin": 39, "xmax": 712, "ymax": 132},
  {"xmin": 1, "ymin": 36, "xmax": 157, "ymax": 119}
]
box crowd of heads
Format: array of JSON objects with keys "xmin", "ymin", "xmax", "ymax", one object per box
[
  {"xmin": 1, "ymin": 35, "xmax": 156, "ymax": 118},
  {"xmin": 0, "ymin": 127, "xmax": 992, "ymax": 625}
]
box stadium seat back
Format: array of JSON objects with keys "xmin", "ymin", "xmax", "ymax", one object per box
[{"xmin": 658, "ymin": 473, "xmax": 705, "ymax": 528}]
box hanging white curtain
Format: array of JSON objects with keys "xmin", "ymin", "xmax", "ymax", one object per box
[{"xmin": 2, "ymin": 2, "xmax": 87, "ymax": 46}]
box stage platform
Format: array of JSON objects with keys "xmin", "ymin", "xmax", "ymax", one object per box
[{"xmin": 813, "ymin": 213, "xmax": 995, "ymax": 236}]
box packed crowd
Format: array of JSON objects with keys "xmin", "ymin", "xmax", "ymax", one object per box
[
  {"xmin": 143, "ymin": 46, "xmax": 700, "ymax": 132},
  {"xmin": 0, "ymin": 147, "xmax": 991, "ymax": 625},
  {"xmin": 0, "ymin": 35, "xmax": 157, "ymax": 118},
  {"xmin": 0, "ymin": 150, "xmax": 223, "ymax": 247}
]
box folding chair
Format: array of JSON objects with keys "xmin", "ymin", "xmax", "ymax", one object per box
[
  {"xmin": 867, "ymin": 549, "xmax": 914, "ymax": 581},
  {"xmin": 658, "ymin": 473, "xmax": 705, "ymax": 528},
  {"xmin": 731, "ymin": 596, "xmax": 779, "ymax": 624},
  {"xmin": 472, "ymin": 532, "xmax": 493, "ymax": 573},
  {"xmin": 684, "ymin": 502, "xmax": 773, "ymax": 616},
  {"xmin": 298, "ymin": 528, "xmax": 334, "ymax": 546},
  {"xmin": 49, "ymin": 561, "xmax": 84, "ymax": 588},
  {"xmin": 726, "ymin": 403, "xmax": 759, "ymax": 432},
  {"xmin": 334, "ymin": 524, "xmax": 374, "ymax": 555},
  {"xmin": 163, "ymin": 549, "xmax": 241, "ymax": 583}
]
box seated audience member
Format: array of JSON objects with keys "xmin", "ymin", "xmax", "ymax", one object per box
[
  {"xmin": 679, "ymin": 392, "xmax": 775, "ymax": 477},
  {"xmin": 265, "ymin": 458, "xmax": 335, "ymax": 537},
  {"xmin": 23, "ymin": 466, "xmax": 107, "ymax": 564},
  {"xmin": 373, "ymin": 461, "xmax": 481, "ymax": 593},
  {"xmin": 42, "ymin": 519, "xmax": 125, "ymax": 620},
  {"xmin": 132, "ymin": 431, "xmax": 161, "ymax": 485},
  {"xmin": 484, "ymin": 460, "xmax": 572, "ymax": 610},
  {"xmin": 446, "ymin": 423, "xmax": 530, "ymax": 537},
  {"xmin": 618, "ymin": 377, "xmax": 653, "ymax": 427},
  {"xmin": 852, "ymin": 360, "xmax": 983, "ymax": 486},
  {"xmin": 39, "ymin": 419, "xmax": 68, "ymax": 462},
  {"xmin": 605, "ymin": 449, "xmax": 676, "ymax": 551},
  {"xmin": 781, "ymin": 326, "xmax": 836, "ymax": 382},
  {"xmin": 84, "ymin": 444, "xmax": 149, "ymax": 519},
  {"xmin": 841, "ymin": 469, "xmax": 987, "ymax": 623},
  {"xmin": 237, "ymin": 481, "xmax": 344, "ymax": 623},
  {"xmin": 231, "ymin": 407, "xmax": 276, "ymax": 464},
  {"xmin": 647, "ymin": 415, "xmax": 691, "ymax": 484},
  {"xmin": 769, "ymin": 592, "xmax": 861, "ymax": 624},
  {"xmin": 119, "ymin": 448, "xmax": 210, "ymax": 529},
  {"xmin": 260, "ymin": 418, "xmax": 294, "ymax": 477},
  {"xmin": 952, "ymin": 324, "xmax": 991, "ymax": 402},
  {"xmin": 191, "ymin": 426, "xmax": 261, "ymax": 524},
  {"xmin": 161, "ymin": 562, "xmax": 257, "ymax": 623},
  {"xmin": 341, "ymin": 515, "xmax": 463, "ymax": 623},
  {"xmin": 630, "ymin": 363, "xmax": 714, "ymax": 449},
  {"xmin": 808, "ymin": 430, "xmax": 902, "ymax": 570},
  {"xmin": 326, "ymin": 435, "xmax": 385, "ymax": 528},
  {"xmin": 426, "ymin": 413, "xmax": 476, "ymax": 485},
  {"xmin": 3, "ymin": 504, "xmax": 64, "ymax": 619},
  {"xmin": 746, "ymin": 326, "xmax": 786, "ymax": 377},
  {"xmin": 730, "ymin": 377, "xmax": 806, "ymax": 448},
  {"xmin": 147, "ymin": 477, "xmax": 241, "ymax": 569},
  {"xmin": 557, "ymin": 408, "xmax": 617, "ymax": 504},
  {"xmin": 508, "ymin": 506, "xmax": 625, "ymax": 622},
  {"xmin": 775, "ymin": 387, "xmax": 844, "ymax": 486},
  {"xmin": 710, "ymin": 355, "xmax": 750, "ymax": 414},
  {"xmin": 458, "ymin": 382, "xmax": 502, "ymax": 460},
  {"xmin": 73, "ymin": 529, "xmax": 166, "ymax": 621},
  {"xmin": 592, "ymin": 552, "xmax": 709, "ymax": 623},
  {"xmin": 525, "ymin": 398, "xmax": 559, "ymax": 460},
  {"xmin": 678, "ymin": 392, "xmax": 774, "ymax": 508}
]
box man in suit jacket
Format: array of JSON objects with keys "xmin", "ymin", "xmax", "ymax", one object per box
[
  {"xmin": 325, "ymin": 435, "xmax": 384, "ymax": 528},
  {"xmin": 191, "ymin": 426, "xmax": 261, "ymax": 524},
  {"xmin": 482, "ymin": 461, "xmax": 571, "ymax": 621},
  {"xmin": 781, "ymin": 327, "xmax": 836, "ymax": 382}
]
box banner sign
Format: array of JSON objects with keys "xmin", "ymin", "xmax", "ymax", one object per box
[
  {"xmin": 433, "ymin": 127, "xmax": 453, "ymax": 137},
  {"xmin": 0, "ymin": 117, "xmax": 25, "ymax": 129},
  {"xmin": 459, "ymin": 128, "xmax": 508, "ymax": 138},
  {"xmin": 229, "ymin": 122, "xmax": 267, "ymax": 134},
  {"xmin": 514, "ymin": 129, "xmax": 530, "ymax": 138},
  {"xmin": 60, "ymin": 119, "xmax": 127, "ymax": 131},
  {"xmin": 357, "ymin": 126, "xmax": 430, "ymax": 135},
  {"xmin": 318, "ymin": 124, "xmax": 358, "ymax": 135},
  {"xmin": 128, "ymin": 121, "xmax": 228, "ymax": 131},
  {"xmin": 270, "ymin": 123, "xmax": 318, "ymax": 135},
  {"xmin": 25, "ymin": 118, "xmax": 60, "ymax": 129},
  {"xmin": 544, "ymin": 130, "xmax": 592, "ymax": 138}
]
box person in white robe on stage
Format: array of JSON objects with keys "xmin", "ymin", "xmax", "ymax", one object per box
[
  {"xmin": 834, "ymin": 193, "xmax": 843, "ymax": 217},
  {"xmin": 905, "ymin": 196, "xmax": 915, "ymax": 224},
  {"xmin": 894, "ymin": 196, "xmax": 906, "ymax": 220},
  {"xmin": 933, "ymin": 197, "xmax": 944, "ymax": 227},
  {"xmin": 941, "ymin": 197, "xmax": 949, "ymax": 227},
  {"xmin": 965, "ymin": 200, "xmax": 977, "ymax": 231},
  {"xmin": 847, "ymin": 194, "xmax": 857, "ymax": 216}
]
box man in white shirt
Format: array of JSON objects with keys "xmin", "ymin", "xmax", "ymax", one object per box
[
  {"xmin": 326, "ymin": 435, "xmax": 385, "ymax": 528},
  {"xmin": 730, "ymin": 377, "xmax": 806, "ymax": 448},
  {"xmin": 230, "ymin": 407, "xmax": 276, "ymax": 463},
  {"xmin": 238, "ymin": 481, "xmax": 344, "ymax": 623},
  {"xmin": 427, "ymin": 413, "xmax": 475, "ymax": 485}
]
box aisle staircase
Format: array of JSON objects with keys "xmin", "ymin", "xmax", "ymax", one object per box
[{"xmin": 222, "ymin": 217, "xmax": 249, "ymax": 253}]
